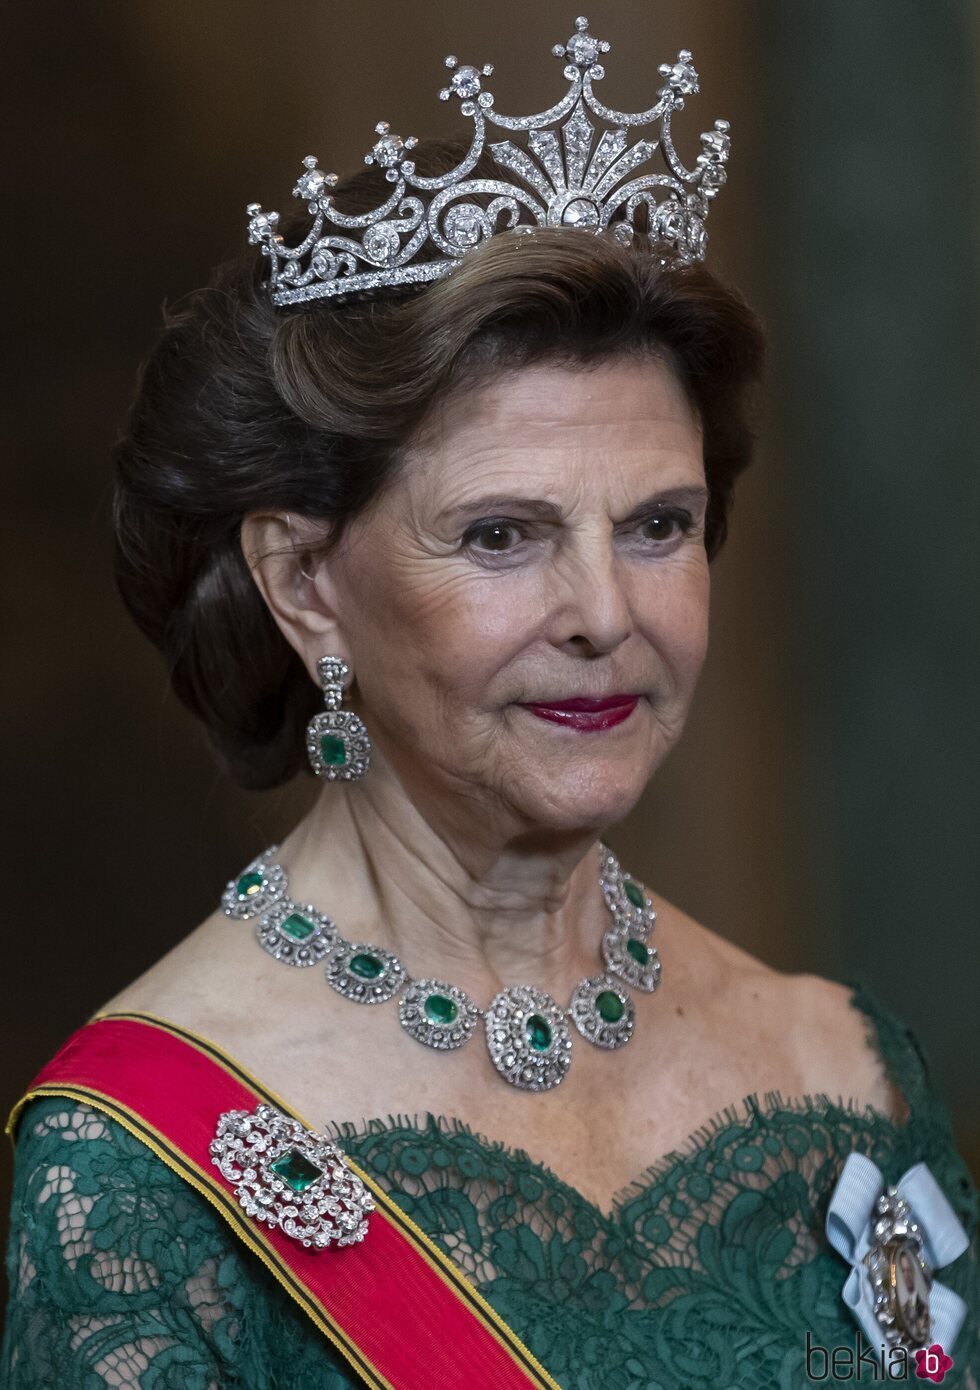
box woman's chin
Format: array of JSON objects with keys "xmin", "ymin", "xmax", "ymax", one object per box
[{"xmin": 509, "ymin": 768, "xmax": 650, "ymax": 835}]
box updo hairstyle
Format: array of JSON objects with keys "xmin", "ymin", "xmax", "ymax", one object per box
[{"xmin": 112, "ymin": 138, "xmax": 767, "ymax": 790}]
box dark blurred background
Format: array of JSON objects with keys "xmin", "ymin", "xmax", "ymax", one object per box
[{"xmin": 2, "ymin": 0, "xmax": 978, "ymax": 1314}]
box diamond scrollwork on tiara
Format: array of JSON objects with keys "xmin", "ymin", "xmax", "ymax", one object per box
[{"xmin": 246, "ymin": 16, "xmax": 732, "ymax": 307}]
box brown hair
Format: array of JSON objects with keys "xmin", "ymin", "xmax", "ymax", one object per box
[{"xmin": 112, "ymin": 138, "xmax": 767, "ymax": 790}]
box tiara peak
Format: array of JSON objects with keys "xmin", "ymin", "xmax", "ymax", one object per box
[{"xmin": 246, "ymin": 16, "xmax": 732, "ymax": 308}]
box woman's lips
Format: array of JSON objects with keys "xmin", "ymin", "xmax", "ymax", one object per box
[{"xmin": 519, "ymin": 695, "xmax": 639, "ymax": 731}]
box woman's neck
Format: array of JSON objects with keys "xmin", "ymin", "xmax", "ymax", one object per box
[{"xmin": 278, "ymin": 751, "xmax": 612, "ymax": 1000}]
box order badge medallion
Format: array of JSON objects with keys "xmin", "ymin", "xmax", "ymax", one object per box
[
  {"xmin": 210, "ymin": 1103, "xmax": 374, "ymax": 1250},
  {"xmin": 825, "ymin": 1151, "xmax": 969, "ymax": 1356},
  {"xmin": 863, "ymin": 1187, "xmax": 932, "ymax": 1347}
]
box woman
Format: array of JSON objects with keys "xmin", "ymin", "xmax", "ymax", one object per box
[{"xmin": 3, "ymin": 21, "xmax": 976, "ymax": 1389}]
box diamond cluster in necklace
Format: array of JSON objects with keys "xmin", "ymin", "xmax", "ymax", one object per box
[{"xmin": 221, "ymin": 840, "xmax": 660, "ymax": 1092}]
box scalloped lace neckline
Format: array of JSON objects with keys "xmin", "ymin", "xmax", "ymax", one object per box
[
  {"xmin": 326, "ymin": 1084, "xmax": 912, "ymax": 1224},
  {"xmin": 322, "ymin": 979, "xmax": 915, "ymax": 1220}
]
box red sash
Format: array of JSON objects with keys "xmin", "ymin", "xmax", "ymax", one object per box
[{"xmin": 7, "ymin": 1013, "xmax": 562, "ymax": 1390}]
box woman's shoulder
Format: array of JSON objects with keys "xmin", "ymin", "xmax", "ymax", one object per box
[
  {"xmin": 778, "ymin": 971, "xmax": 913, "ymax": 1120},
  {"xmin": 658, "ymin": 898, "xmax": 911, "ymax": 1123},
  {"xmin": 96, "ymin": 904, "xmax": 250, "ymax": 1021},
  {"xmin": 3, "ymin": 1092, "xmax": 361, "ymax": 1390}
]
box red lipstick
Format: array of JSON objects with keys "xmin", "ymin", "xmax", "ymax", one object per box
[{"xmin": 519, "ymin": 695, "xmax": 639, "ymax": 732}]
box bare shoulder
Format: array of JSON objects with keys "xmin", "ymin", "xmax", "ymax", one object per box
[
  {"xmin": 95, "ymin": 907, "xmax": 350, "ymax": 1080},
  {"xmin": 736, "ymin": 966, "xmax": 909, "ymax": 1123},
  {"xmin": 657, "ymin": 898, "xmax": 907, "ymax": 1123},
  {"xmin": 97, "ymin": 907, "xmax": 247, "ymax": 1026}
]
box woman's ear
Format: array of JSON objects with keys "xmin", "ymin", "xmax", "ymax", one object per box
[{"xmin": 240, "ymin": 511, "xmax": 351, "ymax": 681}]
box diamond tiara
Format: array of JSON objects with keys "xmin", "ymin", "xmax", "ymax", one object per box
[{"xmin": 246, "ymin": 16, "xmax": 731, "ymax": 309}]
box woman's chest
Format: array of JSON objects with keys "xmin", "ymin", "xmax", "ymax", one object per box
[
  {"xmin": 218, "ymin": 996, "xmax": 819, "ymax": 1215},
  {"xmin": 262, "ymin": 1106, "xmax": 910, "ymax": 1389}
]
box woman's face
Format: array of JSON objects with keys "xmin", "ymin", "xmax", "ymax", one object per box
[{"xmin": 327, "ymin": 355, "xmax": 710, "ymax": 840}]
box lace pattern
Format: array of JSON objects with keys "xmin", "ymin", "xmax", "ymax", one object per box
[{"xmin": 2, "ymin": 980, "xmax": 977, "ymax": 1389}]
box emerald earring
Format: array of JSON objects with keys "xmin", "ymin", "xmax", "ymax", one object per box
[{"xmin": 305, "ymin": 656, "xmax": 372, "ymax": 780}]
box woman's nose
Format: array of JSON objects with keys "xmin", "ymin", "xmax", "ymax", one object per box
[{"xmin": 551, "ymin": 535, "xmax": 633, "ymax": 654}]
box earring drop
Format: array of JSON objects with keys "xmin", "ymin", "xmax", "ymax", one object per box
[{"xmin": 305, "ymin": 656, "xmax": 372, "ymax": 780}]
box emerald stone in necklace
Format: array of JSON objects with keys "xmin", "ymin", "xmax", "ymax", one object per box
[
  {"xmin": 602, "ymin": 927, "xmax": 661, "ymax": 995},
  {"xmin": 485, "ymin": 986, "xmax": 571, "ymax": 1091},
  {"xmin": 221, "ymin": 847, "xmax": 287, "ymax": 921},
  {"xmin": 596, "ymin": 989, "xmax": 625, "ymax": 1022},
  {"xmin": 597, "ymin": 846, "xmax": 657, "ymax": 938},
  {"xmin": 237, "ymin": 870, "xmax": 265, "ymax": 898},
  {"xmin": 349, "ymin": 952, "xmax": 384, "ymax": 979},
  {"xmin": 569, "ymin": 975, "xmax": 635, "ymax": 1050},
  {"xmin": 626, "ymin": 937, "xmax": 650, "ymax": 966},
  {"xmin": 256, "ymin": 899, "xmax": 335, "ymax": 968},
  {"xmin": 624, "ymin": 878, "xmax": 645, "ymax": 909},
  {"xmin": 399, "ymin": 979, "xmax": 480, "ymax": 1051},
  {"xmin": 324, "ymin": 941, "xmax": 406, "ymax": 1003},
  {"xmin": 281, "ymin": 912, "xmax": 317, "ymax": 942},
  {"xmin": 425, "ymin": 993, "xmax": 458, "ymax": 1024}
]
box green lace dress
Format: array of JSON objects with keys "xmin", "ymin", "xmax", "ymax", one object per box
[{"xmin": 2, "ymin": 980, "xmax": 977, "ymax": 1389}]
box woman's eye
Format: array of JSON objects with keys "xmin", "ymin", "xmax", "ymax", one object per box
[
  {"xmin": 639, "ymin": 510, "xmax": 693, "ymax": 543},
  {"xmin": 464, "ymin": 521, "xmax": 524, "ymax": 553},
  {"xmin": 462, "ymin": 509, "xmax": 696, "ymax": 558}
]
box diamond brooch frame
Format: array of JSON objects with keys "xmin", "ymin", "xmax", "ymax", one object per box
[{"xmin": 210, "ymin": 1103, "xmax": 374, "ymax": 1250}]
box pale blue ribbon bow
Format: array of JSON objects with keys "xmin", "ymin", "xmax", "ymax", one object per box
[{"xmin": 826, "ymin": 1152, "xmax": 969, "ymax": 1352}]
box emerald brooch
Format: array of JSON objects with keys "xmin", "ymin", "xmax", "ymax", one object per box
[{"xmin": 210, "ymin": 1103, "xmax": 374, "ymax": 1250}]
